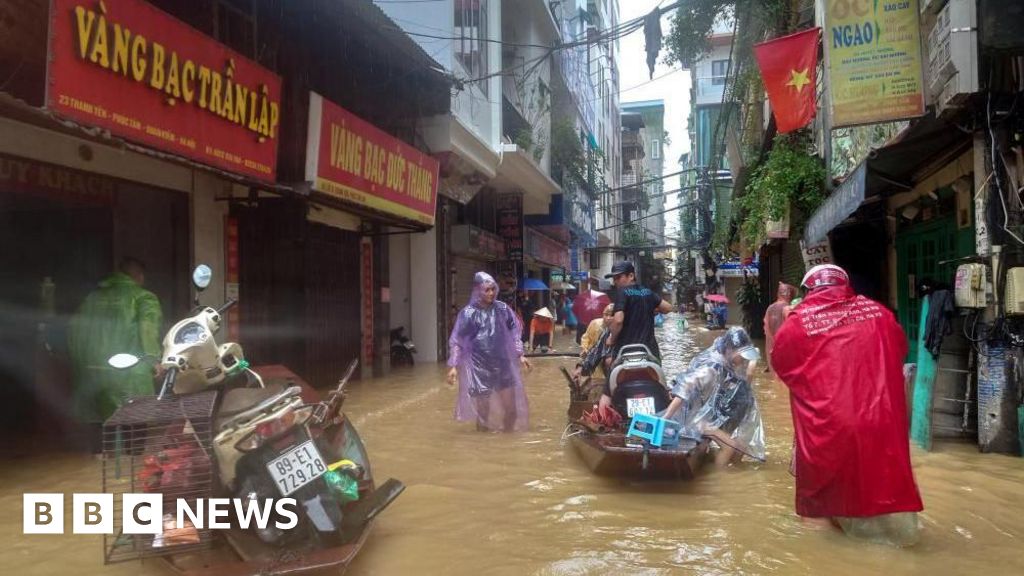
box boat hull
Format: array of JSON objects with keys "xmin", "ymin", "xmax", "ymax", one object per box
[{"xmin": 569, "ymin": 429, "xmax": 709, "ymax": 479}]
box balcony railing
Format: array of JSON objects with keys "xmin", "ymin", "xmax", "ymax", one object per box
[{"xmin": 695, "ymin": 76, "xmax": 727, "ymax": 99}]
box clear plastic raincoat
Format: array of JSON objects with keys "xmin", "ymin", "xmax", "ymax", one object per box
[
  {"xmin": 448, "ymin": 272, "xmax": 529, "ymax": 432},
  {"xmin": 68, "ymin": 273, "xmax": 163, "ymax": 423},
  {"xmin": 667, "ymin": 328, "xmax": 766, "ymax": 461}
]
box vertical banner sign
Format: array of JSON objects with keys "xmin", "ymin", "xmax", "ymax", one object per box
[
  {"xmin": 46, "ymin": 0, "xmax": 282, "ymax": 181},
  {"xmin": 225, "ymin": 216, "xmax": 240, "ymax": 340},
  {"xmin": 361, "ymin": 241, "xmax": 374, "ymax": 365},
  {"xmin": 497, "ymin": 193, "xmax": 524, "ymax": 261},
  {"xmin": 826, "ymin": 0, "xmax": 925, "ymax": 126}
]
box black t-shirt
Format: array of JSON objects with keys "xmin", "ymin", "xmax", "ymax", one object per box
[{"xmin": 612, "ymin": 283, "xmax": 662, "ymax": 360}]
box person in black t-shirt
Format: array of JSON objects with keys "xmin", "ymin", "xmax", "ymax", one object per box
[{"xmin": 599, "ymin": 261, "xmax": 673, "ymax": 411}]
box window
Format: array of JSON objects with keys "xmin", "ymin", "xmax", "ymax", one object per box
[
  {"xmin": 651, "ymin": 138, "xmax": 660, "ymax": 159},
  {"xmin": 711, "ymin": 59, "xmax": 729, "ymax": 85},
  {"xmin": 455, "ymin": 0, "xmax": 489, "ymax": 94}
]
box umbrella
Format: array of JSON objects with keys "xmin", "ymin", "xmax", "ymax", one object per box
[
  {"xmin": 705, "ymin": 294, "xmax": 730, "ymax": 303},
  {"xmin": 520, "ymin": 278, "xmax": 549, "ymax": 291}
]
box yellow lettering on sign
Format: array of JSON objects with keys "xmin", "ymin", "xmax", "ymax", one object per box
[
  {"xmin": 330, "ymin": 123, "xmax": 364, "ymax": 175},
  {"xmin": 222, "ymin": 76, "xmax": 234, "ymax": 119},
  {"xmin": 74, "ymin": 7, "xmax": 96, "ymax": 60},
  {"xmin": 164, "ymin": 52, "xmax": 181, "ymax": 98},
  {"xmin": 232, "ymin": 83, "xmax": 248, "ymax": 125},
  {"xmin": 181, "ymin": 60, "xmax": 195, "ymax": 103},
  {"xmin": 112, "ymin": 24, "xmax": 130, "ymax": 75},
  {"xmin": 149, "ymin": 42, "xmax": 165, "ymax": 90},
  {"xmin": 130, "ymin": 34, "xmax": 147, "ymax": 81},
  {"xmin": 89, "ymin": 13, "xmax": 110, "ymax": 68},
  {"xmin": 65, "ymin": 1, "xmax": 282, "ymax": 143},
  {"xmin": 386, "ymin": 154, "xmax": 406, "ymax": 192},
  {"xmin": 197, "ymin": 66, "xmax": 211, "ymax": 108},
  {"xmin": 209, "ymin": 70, "xmax": 223, "ymax": 115}
]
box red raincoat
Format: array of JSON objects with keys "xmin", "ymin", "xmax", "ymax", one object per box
[{"xmin": 771, "ymin": 284, "xmax": 923, "ymax": 518}]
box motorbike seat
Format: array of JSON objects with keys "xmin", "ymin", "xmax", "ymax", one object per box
[{"xmin": 216, "ymin": 384, "xmax": 288, "ymax": 428}]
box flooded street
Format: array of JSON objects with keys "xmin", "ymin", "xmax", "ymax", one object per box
[{"xmin": 2, "ymin": 314, "xmax": 1024, "ymax": 575}]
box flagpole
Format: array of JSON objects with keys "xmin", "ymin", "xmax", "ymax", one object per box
[{"xmin": 817, "ymin": 2, "xmax": 833, "ymax": 193}]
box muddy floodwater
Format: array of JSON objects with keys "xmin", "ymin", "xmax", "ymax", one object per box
[{"xmin": 3, "ymin": 314, "xmax": 1024, "ymax": 575}]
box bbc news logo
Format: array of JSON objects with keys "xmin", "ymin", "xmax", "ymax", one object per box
[{"xmin": 24, "ymin": 494, "xmax": 299, "ymax": 534}]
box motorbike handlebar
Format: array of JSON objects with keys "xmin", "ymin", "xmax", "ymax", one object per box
[
  {"xmin": 217, "ymin": 299, "xmax": 238, "ymax": 316},
  {"xmin": 158, "ymin": 365, "xmax": 178, "ymax": 400}
]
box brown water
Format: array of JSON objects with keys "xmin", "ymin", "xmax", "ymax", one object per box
[{"xmin": 3, "ymin": 314, "xmax": 1023, "ymax": 575}]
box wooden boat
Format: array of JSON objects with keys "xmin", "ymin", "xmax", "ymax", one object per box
[
  {"xmin": 562, "ymin": 350, "xmax": 710, "ymax": 480},
  {"xmin": 566, "ymin": 398, "xmax": 709, "ymax": 479},
  {"xmin": 122, "ymin": 365, "xmax": 402, "ymax": 576}
]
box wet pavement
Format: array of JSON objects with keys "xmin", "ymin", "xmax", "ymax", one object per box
[{"xmin": 2, "ymin": 313, "xmax": 1024, "ymax": 575}]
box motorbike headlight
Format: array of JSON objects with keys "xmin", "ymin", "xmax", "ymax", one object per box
[{"xmin": 173, "ymin": 322, "xmax": 206, "ymax": 345}]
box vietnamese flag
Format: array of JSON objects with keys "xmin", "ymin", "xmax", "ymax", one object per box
[{"xmin": 753, "ymin": 28, "xmax": 820, "ymax": 133}]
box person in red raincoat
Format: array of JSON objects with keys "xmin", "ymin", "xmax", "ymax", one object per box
[{"xmin": 771, "ymin": 264, "xmax": 923, "ymax": 546}]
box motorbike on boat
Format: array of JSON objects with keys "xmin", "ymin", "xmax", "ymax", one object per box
[
  {"xmin": 102, "ymin": 265, "xmax": 403, "ymax": 575},
  {"xmin": 565, "ymin": 344, "xmax": 709, "ymax": 479}
]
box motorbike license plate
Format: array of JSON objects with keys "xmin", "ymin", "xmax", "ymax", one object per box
[
  {"xmin": 266, "ymin": 440, "xmax": 327, "ymax": 496},
  {"xmin": 626, "ymin": 396, "xmax": 656, "ymax": 417}
]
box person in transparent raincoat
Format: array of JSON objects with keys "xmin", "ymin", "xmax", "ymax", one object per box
[
  {"xmin": 661, "ymin": 327, "xmax": 766, "ymax": 466},
  {"xmin": 446, "ymin": 272, "xmax": 532, "ymax": 432}
]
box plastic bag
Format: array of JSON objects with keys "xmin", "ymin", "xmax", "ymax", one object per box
[{"xmin": 323, "ymin": 470, "xmax": 360, "ymax": 503}]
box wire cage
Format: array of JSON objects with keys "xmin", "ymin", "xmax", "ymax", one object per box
[{"xmin": 101, "ymin": 390, "xmax": 218, "ymax": 564}]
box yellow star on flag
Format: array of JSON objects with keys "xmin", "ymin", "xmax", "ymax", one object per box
[{"xmin": 786, "ymin": 68, "xmax": 811, "ymax": 93}]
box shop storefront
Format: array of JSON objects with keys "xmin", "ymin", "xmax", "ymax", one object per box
[
  {"xmin": 298, "ymin": 92, "xmax": 439, "ymax": 378},
  {"xmin": 0, "ymin": 0, "xmax": 282, "ymax": 443}
]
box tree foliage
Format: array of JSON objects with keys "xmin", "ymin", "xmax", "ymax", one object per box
[
  {"xmin": 737, "ymin": 133, "xmax": 826, "ymax": 246},
  {"xmin": 663, "ymin": 1, "xmax": 734, "ymax": 68}
]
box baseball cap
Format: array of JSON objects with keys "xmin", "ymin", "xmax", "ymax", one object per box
[{"xmin": 604, "ymin": 261, "xmax": 636, "ymax": 279}]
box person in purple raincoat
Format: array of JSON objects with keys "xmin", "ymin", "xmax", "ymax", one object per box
[{"xmin": 446, "ymin": 272, "xmax": 532, "ymax": 432}]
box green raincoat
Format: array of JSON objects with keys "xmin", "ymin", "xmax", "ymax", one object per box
[{"xmin": 68, "ymin": 273, "xmax": 163, "ymax": 423}]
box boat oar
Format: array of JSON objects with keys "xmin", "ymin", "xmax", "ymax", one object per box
[{"xmin": 559, "ymin": 366, "xmax": 580, "ymax": 398}]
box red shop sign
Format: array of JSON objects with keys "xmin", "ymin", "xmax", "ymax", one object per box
[
  {"xmin": 305, "ymin": 93, "xmax": 439, "ymax": 226},
  {"xmin": 46, "ymin": 0, "xmax": 282, "ymax": 181}
]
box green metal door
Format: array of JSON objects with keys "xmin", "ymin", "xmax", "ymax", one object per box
[{"xmin": 895, "ymin": 216, "xmax": 973, "ymax": 360}]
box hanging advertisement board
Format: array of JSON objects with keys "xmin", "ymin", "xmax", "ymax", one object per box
[
  {"xmin": 46, "ymin": 0, "xmax": 282, "ymax": 180},
  {"xmin": 826, "ymin": 0, "xmax": 926, "ymax": 126},
  {"xmin": 306, "ymin": 93, "xmax": 439, "ymax": 225}
]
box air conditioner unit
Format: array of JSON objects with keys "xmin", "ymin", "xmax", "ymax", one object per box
[
  {"xmin": 954, "ymin": 263, "xmax": 988, "ymax": 308},
  {"xmin": 926, "ymin": 0, "xmax": 978, "ymax": 117},
  {"xmin": 1004, "ymin": 267, "xmax": 1024, "ymax": 315}
]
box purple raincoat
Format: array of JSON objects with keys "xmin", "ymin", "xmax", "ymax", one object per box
[{"xmin": 448, "ymin": 272, "xmax": 529, "ymax": 431}]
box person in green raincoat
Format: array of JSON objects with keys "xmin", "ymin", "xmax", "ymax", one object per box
[{"xmin": 68, "ymin": 258, "xmax": 163, "ymax": 442}]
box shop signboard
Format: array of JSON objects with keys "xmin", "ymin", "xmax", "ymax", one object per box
[
  {"xmin": 718, "ymin": 262, "xmax": 759, "ymax": 278},
  {"xmin": 450, "ymin": 225, "xmax": 507, "ymax": 260},
  {"xmin": 526, "ymin": 228, "xmax": 571, "ymax": 270},
  {"xmin": 306, "ymin": 93, "xmax": 439, "ymax": 226},
  {"xmin": 805, "ymin": 161, "xmax": 867, "ymax": 245},
  {"xmin": 825, "ymin": 0, "xmax": 925, "ymax": 127},
  {"xmin": 497, "ymin": 193, "xmax": 524, "ymax": 261},
  {"xmin": 46, "ymin": 0, "xmax": 282, "ymax": 181},
  {"xmin": 0, "ymin": 154, "xmax": 115, "ymax": 204},
  {"xmin": 800, "ymin": 238, "xmax": 834, "ymax": 270}
]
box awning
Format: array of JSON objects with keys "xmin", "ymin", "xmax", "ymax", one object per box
[{"xmin": 804, "ymin": 113, "xmax": 971, "ymax": 245}]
